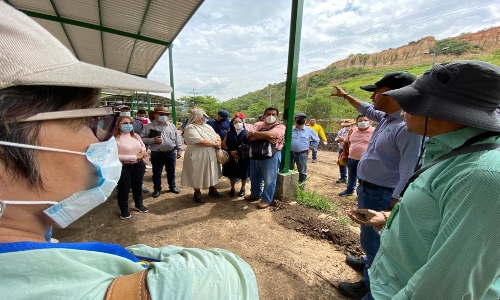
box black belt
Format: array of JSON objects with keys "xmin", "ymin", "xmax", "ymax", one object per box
[
  {"xmin": 292, "ymin": 150, "xmax": 308, "ymax": 155},
  {"xmin": 153, "ymin": 149, "xmax": 175, "ymax": 154},
  {"xmin": 358, "ymin": 179, "xmax": 393, "ymax": 190}
]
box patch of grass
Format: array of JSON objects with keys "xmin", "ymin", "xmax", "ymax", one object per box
[
  {"xmin": 337, "ymin": 216, "xmax": 355, "ymax": 227},
  {"xmin": 296, "ymin": 189, "xmax": 338, "ymax": 213}
]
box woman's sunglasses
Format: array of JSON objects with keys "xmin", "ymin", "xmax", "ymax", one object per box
[{"xmin": 18, "ymin": 107, "xmax": 119, "ymax": 142}]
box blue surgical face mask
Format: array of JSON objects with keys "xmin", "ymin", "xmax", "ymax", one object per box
[
  {"xmin": 0, "ymin": 138, "xmax": 121, "ymax": 228},
  {"xmin": 158, "ymin": 115, "xmax": 168, "ymax": 123},
  {"xmin": 121, "ymin": 124, "xmax": 133, "ymax": 133}
]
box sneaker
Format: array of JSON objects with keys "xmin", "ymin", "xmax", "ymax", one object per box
[
  {"xmin": 142, "ymin": 185, "xmax": 149, "ymax": 193},
  {"xmin": 339, "ymin": 189, "xmax": 354, "ymax": 196},
  {"xmin": 345, "ymin": 255, "xmax": 365, "ymax": 272},
  {"xmin": 134, "ymin": 204, "xmax": 149, "ymax": 213},
  {"xmin": 145, "ymin": 165, "xmax": 152, "ymax": 169},
  {"xmin": 312, "ymin": 159, "xmax": 317, "ymax": 163},
  {"xmin": 120, "ymin": 210, "xmax": 131, "ymax": 219},
  {"xmin": 152, "ymin": 190, "xmax": 161, "ymax": 198},
  {"xmin": 336, "ymin": 178, "xmax": 347, "ymax": 184},
  {"xmin": 337, "ymin": 280, "xmax": 370, "ymax": 299}
]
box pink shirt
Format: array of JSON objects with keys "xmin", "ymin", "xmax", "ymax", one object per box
[
  {"xmin": 346, "ymin": 126, "xmax": 375, "ymax": 160},
  {"xmin": 116, "ymin": 133, "xmax": 146, "ymax": 162},
  {"xmin": 252, "ymin": 121, "xmax": 286, "ymax": 150}
]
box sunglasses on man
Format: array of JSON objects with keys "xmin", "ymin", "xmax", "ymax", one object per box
[{"xmin": 18, "ymin": 107, "xmax": 119, "ymax": 142}]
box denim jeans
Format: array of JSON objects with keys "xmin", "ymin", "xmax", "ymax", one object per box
[
  {"xmin": 346, "ymin": 158, "xmax": 360, "ymax": 192},
  {"xmin": 311, "ymin": 144, "xmax": 318, "ymax": 160},
  {"xmin": 356, "ymin": 182, "xmax": 393, "ymax": 288},
  {"xmin": 249, "ymin": 151, "xmax": 281, "ymax": 204},
  {"xmin": 151, "ymin": 151, "xmax": 177, "ymax": 191},
  {"xmin": 338, "ymin": 149, "xmax": 347, "ymax": 179},
  {"xmin": 289, "ymin": 152, "xmax": 308, "ymax": 183}
]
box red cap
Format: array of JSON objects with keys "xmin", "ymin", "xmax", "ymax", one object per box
[{"xmin": 235, "ymin": 112, "xmax": 245, "ymax": 119}]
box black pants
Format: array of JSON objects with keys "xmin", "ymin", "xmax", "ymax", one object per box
[
  {"xmin": 117, "ymin": 160, "xmax": 146, "ymax": 210},
  {"xmin": 151, "ymin": 151, "xmax": 177, "ymax": 191}
]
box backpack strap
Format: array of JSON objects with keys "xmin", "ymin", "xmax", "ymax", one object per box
[{"xmin": 105, "ymin": 269, "xmax": 151, "ymax": 300}]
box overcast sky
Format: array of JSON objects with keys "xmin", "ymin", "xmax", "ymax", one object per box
[{"xmin": 148, "ymin": 0, "xmax": 500, "ymax": 101}]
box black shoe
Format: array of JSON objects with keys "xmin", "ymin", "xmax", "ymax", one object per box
[
  {"xmin": 346, "ymin": 255, "xmax": 365, "ymax": 272},
  {"xmin": 134, "ymin": 204, "xmax": 149, "ymax": 213},
  {"xmin": 336, "ymin": 178, "xmax": 347, "ymax": 184},
  {"xmin": 238, "ymin": 189, "xmax": 245, "ymax": 197},
  {"xmin": 169, "ymin": 187, "xmax": 180, "ymax": 194},
  {"xmin": 229, "ymin": 188, "xmax": 236, "ymax": 197},
  {"xmin": 338, "ymin": 280, "xmax": 370, "ymax": 299},
  {"xmin": 152, "ymin": 190, "xmax": 161, "ymax": 198},
  {"xmin": 208, "ymin": 187, "xmax": 223, "ymax": 198},
  {"xmin": 339, "ymin": 189, "xmax": 355, "ymax": 197},
  {"xmin": 194, "ymin": 191, "xmax": 203, "ymax": 203},
  {"xmin": 119, "ymin": 210, "xmax": 131, "ymax": 220}
]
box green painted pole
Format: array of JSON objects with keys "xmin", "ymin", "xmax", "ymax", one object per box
[
  {"xmin": 168, "ymin": 44, "xmax": 177, "ymax": 123},
  {"xmin": 280, "ymin": 0, "xmax": 304, "ymax": 173}
]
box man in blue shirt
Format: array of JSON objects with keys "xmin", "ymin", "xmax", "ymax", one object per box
[
  {"xmin": 207, "ymin": 110, "xmax": 230, "ymax": 140},
  {"xmin": 331, "ymin": 72, "xmax": 421, "ymax": 299},
  {"xmin": 290, "ymin": 113, "xmax": 320, "ymax": 188}
]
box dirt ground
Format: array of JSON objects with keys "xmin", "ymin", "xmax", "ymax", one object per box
[{"xmin": 54, "ymin": 149, "xmax": 363, "ymax": 300}]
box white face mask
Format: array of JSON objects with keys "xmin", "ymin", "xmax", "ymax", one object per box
[
  {"xmin": 120, "ymin": 111, "xmax": 131, "ymax": 117},
  {"xmin": 0, "ymin": 138, "xmax": 121, "ymax": 228},
  {"xmin": 265, "ymin": 115, "xmax": 276, "ymax": 124},
  {"xmin": 234, "ymin": 123, "xmax": 243, "ymax": 130},
  {"xmin": 357, "ymin": 121, "xmax": 370, "ymax": 129}
]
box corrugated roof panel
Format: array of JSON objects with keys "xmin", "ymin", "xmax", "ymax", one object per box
[
  {"xmin": 52, "ymin": 0, "xmax": 99, "ymax": 24},
  {"xmin": 64, "ymin": 25, "xmax": 103, "ymax": 66},
  {"xmin": 8, "ymin": 0, "xmax": 54, "ymax": 15},
  {"xmin": 100, "ymin": 0, "xmax": 147, "ymax": 34},
  {"xmin": 128, "ymin": 41, "xmax": 166, "ymax": 75},
  {"xmin": 32, "ymin": 18, "xmax": 77, "ymax": 57},
  {"xmin": 142, "ymin": 0, "xmax": 202, "ymax": 41},
  {"xmin": 104, "ymin": 33, "xmax": 136, "ymax": 73}
]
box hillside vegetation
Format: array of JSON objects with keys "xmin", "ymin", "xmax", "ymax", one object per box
[{"xmin": 186, "ymin": 28, "xmax": 500, "ymax": 131}]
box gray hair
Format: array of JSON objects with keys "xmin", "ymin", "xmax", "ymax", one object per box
[{"xmin": 0, "ymin": 85, "xmax": 101, "ymax": 190}]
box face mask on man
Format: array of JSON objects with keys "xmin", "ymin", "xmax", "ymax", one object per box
[
  {"xmin": 265, "ymin": 115, "xmax": 276, "ymax": 124},
  {"xmin": 296, "ymin": 118, "xmax": 306, "ymax": 125},
  {"xmin": 357, "ymin": 121, "xmax": 370, "ymax": 129},
  {"xmin": 0, "ymin": 138, "xmax": 121, "ymax": 228},
  {"xmin": 158, "ymin": 115, "xmax": 168, "ymax": 123},
  {"xmin": 234, "ymin": 123, "xmax": 243, "ymax": 130}
]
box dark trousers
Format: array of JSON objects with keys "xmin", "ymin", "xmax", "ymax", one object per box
[
  {"xmin": 117, "ymin": 160, "xmax": 146, "ymax": 210},
  {"xmin": 151, "ymin": 151, "xmax": 177, "ymax": 191}
]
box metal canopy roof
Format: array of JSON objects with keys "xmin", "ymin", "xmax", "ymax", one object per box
[{"xmin": 6, "ymin": 0, "xmax": 204, "ymax": 95}]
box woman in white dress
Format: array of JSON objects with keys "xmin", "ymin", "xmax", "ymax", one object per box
[{"xmin": 181, "ymin": 108, "xmax": 223, "ymax": 203}]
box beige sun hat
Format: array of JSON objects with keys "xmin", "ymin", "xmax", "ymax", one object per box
[
  {"xmin": 0, "ymin": 2, "xmax": 172, "ymax": 93},
  {"xmin": 341, "ymin": 119, "xmax": 356, "ymax": 126}
]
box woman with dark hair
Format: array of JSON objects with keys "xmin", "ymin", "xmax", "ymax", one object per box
[
  {"xmin": 222, "ymin": 117, "xmax": 250, "ymax": 197},
  {"xmin": 114, "ymin": 115, "xmax": 149, "ymax": 219}
]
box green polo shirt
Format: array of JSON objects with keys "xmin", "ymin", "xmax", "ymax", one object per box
[{"xmin": 369, "ymin": 127, "xmax": 500, "ymax": 299}]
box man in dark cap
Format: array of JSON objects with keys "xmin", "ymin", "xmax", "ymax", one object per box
[
  {"xmin": 348, "ymin": 61, "xmax": 500, "ymax": 299},
  {"xmin": 331, "ymin": 72, "xmax": 421, "ymax": 299},
  {"xmin": 290, "ymin": 113, "xmax": 319, "ymax": 188},
  {"xmin": 207, "ymin": 110, "xmax": 231, "ymax": 140}
]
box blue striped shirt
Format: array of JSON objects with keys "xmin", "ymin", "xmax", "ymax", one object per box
[
  {"xmin": 357, "ymin": 102, "xmax": 421, "ymax": 198},
  {"xmin": 291, "ymin": 126, "xmax": 319, "ymax": 152}
]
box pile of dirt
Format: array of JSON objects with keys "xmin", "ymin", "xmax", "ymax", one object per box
[
  {"xmin": 272, "ymin": 201, "xmax": 363, "ymax": 257},
  {"xmin": 318, "ymin": 133, "xmax": 340, "ymax": 152}
]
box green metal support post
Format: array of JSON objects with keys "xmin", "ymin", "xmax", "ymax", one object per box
[
  {"xmin": 147, "ymin": 92, "xmax": 151, "ymax": 111},
  {"xmin": 280, "ymin": 0, "xmax": 304, "ymax": 173},
  {"xmin": 168, "ymin": 44, "xmax": 177, "ymax": 123}
]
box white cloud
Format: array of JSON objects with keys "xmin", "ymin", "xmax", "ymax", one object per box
[{"xmin": 149, "ymin": 0, "xmax": 500, "ymax": 101}]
